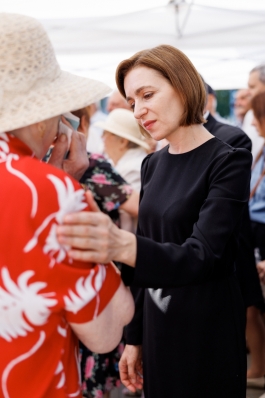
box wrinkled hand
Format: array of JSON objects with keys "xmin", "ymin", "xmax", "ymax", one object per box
[
  {"xmin": 257, "ymin": 260, "xmax": 265, "ymax": 284},
  {"xmin": 119, "ymin": 345, "xmax": 143, "ymax": 393},
  {"xmin": 57, "ymin": 191, "xmax": 124, "ymax": 263},
  {"xmin": 49, "ymin": 116, "xmax": 89, "ymax": 180}
]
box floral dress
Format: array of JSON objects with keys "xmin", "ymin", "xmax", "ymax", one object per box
[{"xmin": 79, "ymin": 153, "xmax": 133, "ymax": 398}]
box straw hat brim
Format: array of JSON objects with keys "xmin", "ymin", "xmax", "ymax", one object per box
[
  {"xmin": 0, "ymin": 70, "xmax": 111, "ymax": 133},
  {"xmin": 96, "ymin": 120, "xmax": 150, "ymax": 151}
]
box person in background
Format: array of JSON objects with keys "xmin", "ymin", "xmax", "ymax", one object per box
[
  {"xmin": 0, "ymin": 12, "xmax": 134, "ymax": 398},
  {"xmin": 242, "ymin": 64, "xmax": 265, "ymax": 160},
  {"xmin": 247, "ymin": 91, "xmax": 265, "ymax": 398},
  {"xmin": 203, "ymin": 82, "xmax": 265, "ymax": 390},
  {"xmin": 97, "ymin": 108, "xmax": 149, "ymax": 233},
  {"xmin": 205, "ymin": 83, "xmax": 230, "ymax": 124},
  {"xmin": 86, "ymin": 102, "xmax": 107, "ymax": 154},
  {"xmin": 234, "ymin": 89, "xmax": 251, "ymax": 127},
  {"xmin": 107, "ymin": 90, "xmax": 131, "ymax": 113}
]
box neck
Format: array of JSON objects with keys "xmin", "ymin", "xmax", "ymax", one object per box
[
  {"xmin": 8, "ymin": 127, "xmax": 42, "ymax": 158},
  {"xmin": 167, "ymin": 124, "xmax": 213, "ymax": 155}
]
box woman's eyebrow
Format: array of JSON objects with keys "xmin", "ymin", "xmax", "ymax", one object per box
[{"xmin": 126, "ymin": 86, "xmax": 155, "ymax": 101}]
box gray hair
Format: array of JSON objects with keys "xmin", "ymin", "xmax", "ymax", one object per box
[{"xmin": 250, "ymin": 64, "xmax": 265, "ymax": 84}]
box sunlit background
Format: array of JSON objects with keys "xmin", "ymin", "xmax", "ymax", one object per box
[{"xmin": 1, "ymin": 0, "xmax": 265, "ymax": 92}]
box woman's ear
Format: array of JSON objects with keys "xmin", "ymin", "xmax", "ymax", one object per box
[{"xmin": 37, "ymin": 121, "xmax": 47, "ymax": 138}]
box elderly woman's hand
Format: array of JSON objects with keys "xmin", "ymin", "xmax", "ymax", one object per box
[
  {"xmin": 57, "ymin": 191, "xmax": 137, "ymax": 266},
  {"xmin": 49, "ymin": 116, "xmax": 89, "ymax": 180}
]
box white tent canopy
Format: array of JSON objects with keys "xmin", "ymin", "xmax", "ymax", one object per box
[{"xmin": 2, "ymin": 0, "xmax": 265, "ymax": 89}]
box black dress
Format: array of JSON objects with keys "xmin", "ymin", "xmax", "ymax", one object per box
[{"xmin": 126, "ymin": 138, "xmax": 252, "ymax": 398}]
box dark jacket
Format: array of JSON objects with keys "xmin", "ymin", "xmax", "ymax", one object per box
[
  {"xmin": 205, "ymin": 113, "xmax": 263, "ymax": 308},
  {"xmin": 204, "ymin": 113, "xmax": 252, "ymax": 151}
]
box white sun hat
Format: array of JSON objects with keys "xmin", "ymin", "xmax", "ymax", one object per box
[
  {"xmin": 0, "ymin": 13, "xmax": 111, "ymax": 133},
  {"xmin": 96, "ymin": 109, "xmax": 150, "ymax": 150}
]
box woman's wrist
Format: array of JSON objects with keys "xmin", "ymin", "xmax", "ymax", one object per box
[{"xmin": 114, "ymin": 228, "xmax": 137, "ymax": 267}]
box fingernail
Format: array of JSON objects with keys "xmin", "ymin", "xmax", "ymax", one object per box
[{"xmin": 59, "ymin": 133, "xmax": 67, "ymax": 142}]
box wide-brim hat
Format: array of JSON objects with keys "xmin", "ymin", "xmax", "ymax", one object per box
[
  {"xmin": 95, "ymin": 108, "xmax": 150, "ymax": 150},
  {"xmin": 0, "ymin": 13, "xmax": 111, "ymax": 133}
]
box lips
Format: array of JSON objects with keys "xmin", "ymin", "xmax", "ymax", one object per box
[{"xmin": 143, "ymin": 120, "xmax": 156, "ymax": 130}]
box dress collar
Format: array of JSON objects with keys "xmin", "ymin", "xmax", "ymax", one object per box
[{"xmin": 0, "ymin": 133, "xmax": 35, "ymax": 158}]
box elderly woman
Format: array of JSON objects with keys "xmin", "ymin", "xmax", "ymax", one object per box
[
  {"xmin": 58, "ymin": 45, "xmax": 252, "ymax": 398},
  {"xmin": 0, "ymin": 13, "xmax": 133, "ymax": 398}
]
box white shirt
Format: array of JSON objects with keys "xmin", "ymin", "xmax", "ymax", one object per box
[
  {"xmin": 86, "ymin": 110, "xmax": 107, "ymax": 154},
  {"xmin": 242, "ymin": 110, "xmax": 264, "ymax": 161}
]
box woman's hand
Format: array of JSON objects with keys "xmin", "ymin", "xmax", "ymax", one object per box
[
  {"xmin": 57, "ymin": 191, "xmax": 137, "ymax": 266},
  {"xmin": 49, "ymin": 116, "xmax": 89, "ymax": 180},
  {"xmin": 119, "ymin": 345, "xmax": 143, "ymax": 393},
  {"xmin": 257, "ymin": 260, "xmax": 265, "ymax": 284}
]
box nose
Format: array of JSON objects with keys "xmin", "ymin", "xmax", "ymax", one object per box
[{"xmin": 133, "ymin": 100, "xmax": 147, "ymax": 120}]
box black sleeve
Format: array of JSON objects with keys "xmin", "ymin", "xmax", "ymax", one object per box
[
  {"xmin": 133, "ymin": 148, "xmax": 252, "ymax": 288},
  {"xmin": 125, "ymin": 286, "xmax": 145, "ymax": 345}
]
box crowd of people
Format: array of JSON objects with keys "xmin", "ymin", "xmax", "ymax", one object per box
[{"xmin": 2, "ymin": 11, "xmax": 265, "ymax": 398}]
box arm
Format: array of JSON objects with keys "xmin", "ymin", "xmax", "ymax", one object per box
[
  {"xmin": 70, "ymin": 281, "xmax": 134, "ymax": 353},
  {"xmin": 26, "ymin": 164, "xmax": 134, "ymax": 353},
  {"xmin": 57, "ymin": 149, "xmax": 251, "ymax": 287},
  {"xmin": 119, "ymin": 190, "xmax": 139, "ymax": 217},
  {"xmin": 80, "ymin": 153, "xmax": 137, "ymax": 215}
]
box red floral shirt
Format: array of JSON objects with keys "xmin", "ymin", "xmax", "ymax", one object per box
[{"xmin": 0, "ymin": 134, "xmax": 121, "ymax": 398}]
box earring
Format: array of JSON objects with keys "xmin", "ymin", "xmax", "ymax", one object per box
[{"xmin": 38, "ymin": 124, "xmax": 46, "ymax": 138}]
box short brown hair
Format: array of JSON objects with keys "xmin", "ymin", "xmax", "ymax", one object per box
[
  {"xmin": 116, "ymin": 44, "xmax": 206, "ymax": 128},
  {"xmin": 252, "ymin": 92, "xmax": 265, "ymax": 128}
]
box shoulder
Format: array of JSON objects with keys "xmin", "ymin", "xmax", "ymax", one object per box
[
  {"xmin": 20, "ymin": 156, "xmax": 83, "ymax": 193},
  {"xmin": 205, "ymin": 114, "xmax": 251, "ymax": 150},
  {"xmin": 208, "ymin": 139, "xmax": 252, "ymax": 178}
]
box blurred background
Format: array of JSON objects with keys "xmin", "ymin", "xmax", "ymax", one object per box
[{"xmin": 2, "ymin": 0, "xmax": 265, "ymax": 121}]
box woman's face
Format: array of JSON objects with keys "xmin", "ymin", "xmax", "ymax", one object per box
[
  {"xmin": 124, "ymin": 66, "xmax": 184, "ymax": 142},
  {"xmin": 252, "ymin": 115, "xmax": 265, "ymax": 138}
]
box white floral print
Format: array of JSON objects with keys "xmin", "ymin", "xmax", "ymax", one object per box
[
  {"xmin": 0, "ymin": 133, "xmax": 10, "ymax": 163},
  {"xmin": 24, "ymin": 174, "xmax": 87, "ymax": 264},
  {"xmin": 0, "ymin": 268, "xmax": 57, "ymax": 342},
  {"xmin": 64, "ymin": 265, "xmax": 106, "ymax": 315}
]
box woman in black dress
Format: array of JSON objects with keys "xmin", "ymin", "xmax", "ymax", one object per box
[{"xmin": 57, "ymin": 45, "xmax": 252, "ymax": 398}]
